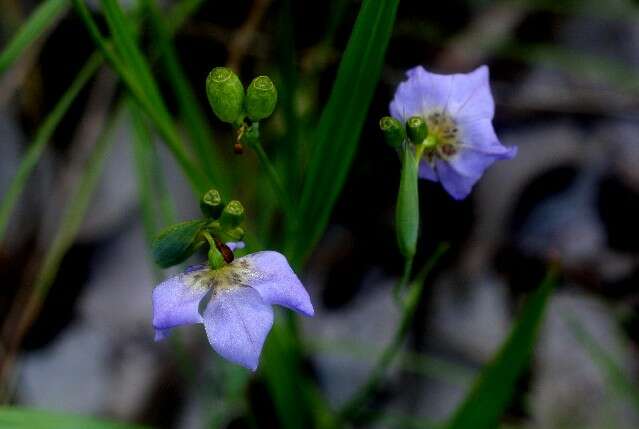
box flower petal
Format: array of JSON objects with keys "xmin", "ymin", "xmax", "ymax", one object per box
[
  {"xmin": 152, "ymin": 265, "xmax": 209, "ymax": 331},
  {"xmin": 226, "ymin": 241, "xmax": 245, "ymax": 252},
  {"xmin": 446, "ymin": 65, "xmax": 494, "ymax": 121},
  {"xmin": 390, "ymin": 66, "xmax": 450, "ymax": 122},
  {"xmin": 202, "ymin": 286, "xmax": 274, "ymax": 371},
  {"xmin": 154, "ymin": 328, "xmax": 171, "ymax": 341},
  {"xmin": 236, "ymin": 251, "xmax": 314, "ymax": 317},
  {"xmin": 419, "ymin": 159, "xmax": 438, "ymax": 181},
  {"xmin": 435, "ymin": 160, "xmax": 478, "ymax": 200}
]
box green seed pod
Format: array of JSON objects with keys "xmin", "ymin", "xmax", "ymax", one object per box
[
  {"xmin": 206, "ymin": 67, "xmax": 244, "ymax": 123},
  {"xmin": 200, "ymin": 189, "xmax": 224, "ymax": 218},
  {"xmin": 379, "ymin": 116, "xmax": 404, "ymax": 148},
  {"xmin": 245, "ymin": 75, "xmax": 277, "ymax": 121},
  {"xmin": 220, "ymin": 200, "xmax": 245, "ymax": 228},
  {"xmin": 406, "ymin": 116, "xmax": 427, "ymax": 145}
]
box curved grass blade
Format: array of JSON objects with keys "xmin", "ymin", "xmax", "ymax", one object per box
[
  {"xmin": 0, "ymin": 53, "xmax": 102, "ymax": 243},
  {"xmin": 0, "ymin": 406, "xmax": 147, "ymax": 429},
  {"xmin": 445, "ymin": 270, "xmax": 557, "ymax": 429},
  {"xmin": 72, "ymin": 0, "xmax": 210, "ymax": 194},
  {"xmin": 564, "ymin": 313, "xmax": 639, "ymax": 410},
  {"xmin": 293, "ymin": 0, "xmax": 399, "ymax": 264},
  {"xmin": 144, "ymin": 0, "xmax": 231, "ymax": 193},
  {"xmin": 0, "ymin": 0, "xmax": 69, "ymax": 75}
]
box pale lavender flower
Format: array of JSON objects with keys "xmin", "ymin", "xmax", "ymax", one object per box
[
  {"xmin": 152, "ymin": 250, "xmax": 314, "ymax": 371},
  {"xmin": 390, "ymin": 65, "xmax": 516, "ymax": 199}
]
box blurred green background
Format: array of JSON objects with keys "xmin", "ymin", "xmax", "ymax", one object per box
[{"xmin": 1, "ymin": 0, "xmax": 639, "ymax": 428}]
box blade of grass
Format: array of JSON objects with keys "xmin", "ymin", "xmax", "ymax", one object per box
[
  {"xmin": 72, "ymin": 0, "xmax": 210, "ymax": 194},
  {"xmin": 0, "ymin": 104, "xmax": 119, "ymax": 398},
  {"xmin": 0, "ymin": 0, "xmax": 69, "ymax": 75},
  {"xmin": 563, "ymin": 313, "xmax": 639, "ymax": 410},
  {"xmin": 144, "ymin": 0, "xmax": 231, "ymax": 193},
  {"xmin": 0, "ymin": 406, "xmax": 147, "ymax": 429},
  {"xmin": 0, "ymin": 52, "xmax": 102, "ymax": 243},
  {"xmin": 445, "ymin": 269, "xmax": 557, "ymax": 429},
  {"xmin": 292, "ymin": 0, "xmax": 399, "ymax": 264}
]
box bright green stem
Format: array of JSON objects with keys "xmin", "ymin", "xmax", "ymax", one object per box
[
  {"xmin": 393, "ymin": 255, "xmax": 414, "ymax": 303},
  {"xmin": 339, "ymin": 243, "xmax": 449, "ymax": 423},
  {"xmin": 395, "ymin": 143, "xmax": 419, "ymax": 259},
  {"xmin": 0, "ymin": 53, "xmax": 102, "ymax": 243},
  {"xmin": 0, "ymin": 0, "xmax": 69, "ymax": 75}
]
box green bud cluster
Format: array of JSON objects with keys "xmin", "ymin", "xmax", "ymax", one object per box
[
  {"xmin": 151, "ymin": 189, "xmax": 247, "ymax": 270},
  {"xmin": 206, "ymin": 67, "xmax": 278, "ymax": 126}
]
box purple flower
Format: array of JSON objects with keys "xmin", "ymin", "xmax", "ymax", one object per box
[
  {"xmin": 390, "ymin": 65, "xmax": 516, "ymax": 200},
  {"xmin": 152, "ymin": 250, "xmax": 314, "ymax": 371}
]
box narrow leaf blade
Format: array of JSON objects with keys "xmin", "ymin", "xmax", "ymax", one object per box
[
  {"xmin": 446, "ymin": 271, "xmax": 557, "ymax": 429},
  {"xmin": 294, "ymin": 0, "xmax": 399, "ymax": 262}
]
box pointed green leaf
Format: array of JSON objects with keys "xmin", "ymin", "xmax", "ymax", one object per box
[
  {"xmin": 152, "ymin": 219, "xmax": 207, "ymax": 268},
  {"xmin": 293, "ymin": 0, "xmax": 399, "ymax": 263},
  {"xmin": 445, "ymin": 271, "xmax": 557, "ymax": 429},
  {"xmin": 0, "ymin": 0, "xmax": 69, "ymax": 75}
]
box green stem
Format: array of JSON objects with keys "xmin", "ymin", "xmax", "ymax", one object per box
[
  {"xmin": 250, "ymin": 137, "xmax": 297, "ymax": 221},
  {"xmin": 393, "ymin": 255, "xmax": 414, "ymax": 303},
  {"xmin": 339, "ymin": 243, "xmax": 449, "ymax": 423}
]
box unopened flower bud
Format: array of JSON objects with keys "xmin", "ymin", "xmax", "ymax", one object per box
[
  {"xmin": 245, "ymin": 76, "xmax": 277, "ymax": 121},
  {"xmin": 200, "ymin": 189, "xmax": 224, "ymax": 218},
  {"xmin": 379, "ymin": 116, "xmax": 404, "ymax": 148},
  {"xmin": 220, "ymin": 200, "xmax": 245, "ymax": 228},
  {"xmin": 406, "ymin": 116, "xmax": 427, "ymax": 145},
  {"xmin": 208, "ymin": 246, "xmax": 225, "ymax": 269},
  {"xmin": 206, "ymin": 67, "xmax": 244, "ymax": 123}
]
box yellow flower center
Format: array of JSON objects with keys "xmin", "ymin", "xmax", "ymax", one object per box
[
  {"xmin": 423, "ymin": 111, "xmax": 460, "ymax": 160},
  {"xmin": 182, "ymin": 258, "xmax": 260, "ymax": 294}
]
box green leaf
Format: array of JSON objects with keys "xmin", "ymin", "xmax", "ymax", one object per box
[
  {"xmin": 445, "ymin": 270, "xmax": 557, "ymax": 429},
  {"xmin": 152, "ymin": 220, "xmax": 207, "ymax": 268},
  {"xmin": 0, "ymin": 53, "xmax": 102, "ymax": 243},
  {"xmin": 0, "ymin": 0, "xmax": 69, "ymax": 75},
  {"xmin": 292, "ymin": 0, "xmax": 399, "ymax": 263},
  {"xmin": 0, "ymin": 406, "xmax": 147, "ymax": 429}
]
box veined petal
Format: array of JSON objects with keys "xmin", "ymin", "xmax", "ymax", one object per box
[
  {"xmin": 235, "ymin": 251, "xmax": 314, "ymax": 317},
  {"xmin": 202, "ymin": 286, "xmax": 273, "ymax": 371},
  {"xmin": 446, "ymin": 65, "xmax": 494, "ymax": 121},
  {"xmin": 152, "ymin": 265, "xmax": 209, "ymax": 331}
]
